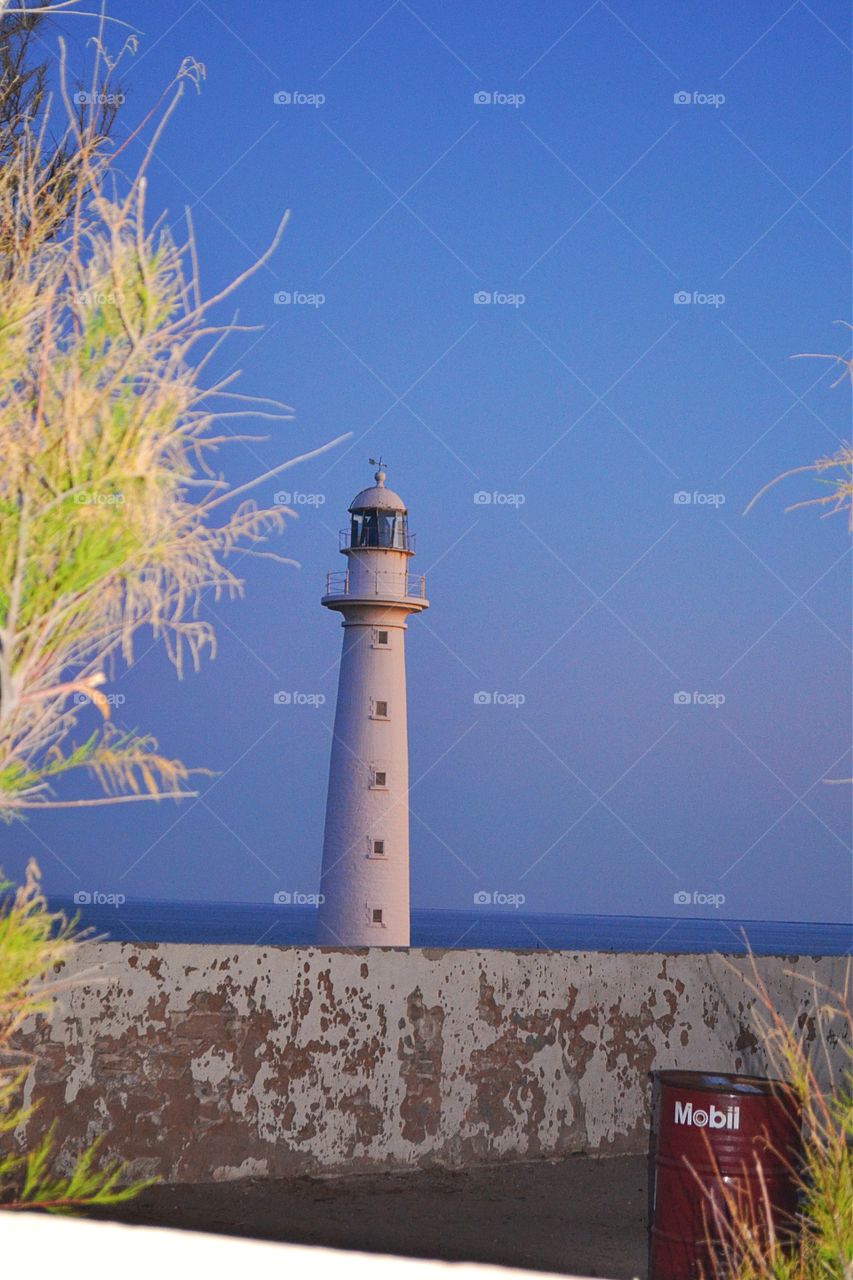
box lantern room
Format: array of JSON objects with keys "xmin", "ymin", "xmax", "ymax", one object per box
[{"xmin": 347, "ymin": 468, "xmax": 413, "ymax": 552}]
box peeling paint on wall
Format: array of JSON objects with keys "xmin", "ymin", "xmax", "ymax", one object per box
[{"xmin": 8, "ymin": 945, "xmax": 850, "ymax": 1183}]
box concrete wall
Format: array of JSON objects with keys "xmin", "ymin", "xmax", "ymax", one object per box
[{"xmin": 11, "ymin": 944, "xmax": 850, "ymax": 1183}]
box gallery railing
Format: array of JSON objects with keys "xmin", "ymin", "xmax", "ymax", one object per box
[{"xmin": 324, "ymin": 571, "xmax": 427, "ymax": 600}]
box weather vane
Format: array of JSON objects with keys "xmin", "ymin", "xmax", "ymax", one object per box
[{"xmin": 369, "ymin": 456, "xmax": 387, "ymax": 471}]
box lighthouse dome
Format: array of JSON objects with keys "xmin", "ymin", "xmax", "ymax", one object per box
[{"xmin": 349, "ymin": 469, "xmax": 407, "ymax": 514}]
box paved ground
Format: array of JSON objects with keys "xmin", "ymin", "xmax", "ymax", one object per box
[{"xmin": 93, "ymin": 1153, "xmax": 649, "ymax": 1278}]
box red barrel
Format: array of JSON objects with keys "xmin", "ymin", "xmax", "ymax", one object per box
[{"xmin": 649, "ymin": 1071, "xmax": 802, "ymax": 1280}]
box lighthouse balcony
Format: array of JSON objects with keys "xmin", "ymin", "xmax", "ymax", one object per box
[{"xmin": 323, "ymin": 569, "xmax": 427, "ymax": 604}]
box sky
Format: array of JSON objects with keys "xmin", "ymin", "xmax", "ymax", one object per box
[{"xmin": 5, "ymin": 0, "xmax": 852, "ymax": 925}]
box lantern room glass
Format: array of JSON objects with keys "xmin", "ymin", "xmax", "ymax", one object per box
[{"xmin": 350, "ymin": 509, "xmax": 408, "ymax": 549}]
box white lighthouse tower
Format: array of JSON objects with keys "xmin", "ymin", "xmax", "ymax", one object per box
[{"xmin": 317, "ymin": 464, "xmax": 428, "ymax": 947}]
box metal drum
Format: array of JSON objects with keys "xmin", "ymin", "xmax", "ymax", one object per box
[{"xmin": 648, "ymin": 1070, "xmax": 802, "ymax": 1280}]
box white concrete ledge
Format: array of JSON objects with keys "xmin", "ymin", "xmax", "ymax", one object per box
[{"xmin": 0, "ymin": 1213, "xmax": 596, "ymax": 1280}]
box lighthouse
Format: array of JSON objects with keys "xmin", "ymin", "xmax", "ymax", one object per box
[{"xmin": 317, "ymin": 464, "xmax": 428, "ymax": 946}]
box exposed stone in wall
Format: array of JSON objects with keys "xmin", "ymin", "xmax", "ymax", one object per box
[
  {"xmin": 398, "ymin": 987, "xmax": 445, "ymax": 1144},
  {"xmin": 8, "ymin": 946, "xmax": 850, "ymax": 1183}
]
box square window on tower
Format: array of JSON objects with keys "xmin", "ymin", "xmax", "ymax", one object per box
[
  {"xmin": 370, "ymin": 769, "xmax": 387, "ymax": 789},
  {"xmin": 372, "ymin": 699, "xmax": 389, "ymax": 719},
  {"xmin": 370, "ymin": 839, "xmax": 386, "ymax": 858},
  {"xmin": 371, "ymin": 908, "xmax": 384, "ymax": 926},
  {"xmin": 373, "ymin": 629, "xmax": 390, "ymax": 648}
]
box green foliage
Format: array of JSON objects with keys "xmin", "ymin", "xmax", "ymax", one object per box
[
  {"xmin": 0, "ymin": 862, "xmax": 154, "ymax": 1211},
  {"xmin": 0, "ymin": 32, "xmax": 344, "ymax": 819},
  {"xmin": 0, "ymin": 8, "xmax": 342, "ymax": 1217},
  {"xmin": 0, "ymin": 1129, "xmax": 152, "ymax": 1212},
  {"xmin": 702, "ymin": 964, "xmax": 853, "ymax": 1280},
  {"xmin": 746, "ymin": 328, "xmax": 853, "ymax": 532}
]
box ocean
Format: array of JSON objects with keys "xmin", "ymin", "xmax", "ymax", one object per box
[{"xmin": 46, "ymin": 899, "xmax": 853, "ymax": 954}]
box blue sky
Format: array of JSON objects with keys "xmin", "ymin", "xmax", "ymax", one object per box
[{"xmin": 6, "ymin": 0, "xmax": 852, "ymax": 924}]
